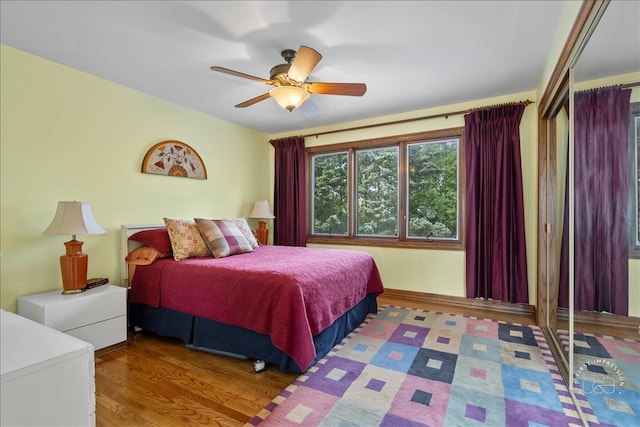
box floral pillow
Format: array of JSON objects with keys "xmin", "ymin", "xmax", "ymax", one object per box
[
  {"xmin": 195, "ymin": 218, "xmax": 253, "ymax": 258},
  {"xmin": 163, "ymin": 218, "xmax": 211, "ymax": 260},
  {"xmin": 226, "ymin": 217, "xmax": 259, "ymax": 248}
]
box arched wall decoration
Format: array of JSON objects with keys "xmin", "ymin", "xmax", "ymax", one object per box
[{"xmin": 141, "ymin": 140, "xmax": 207, "ymax": 180}]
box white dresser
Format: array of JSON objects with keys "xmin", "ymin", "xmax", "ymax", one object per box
[
  {"xmin": 1, "ymin": 309, "xmax": 96, "ymax": 426},
  {"xmin": 18, "ymin": 284, "xmax": 127, "ymax": 354}
]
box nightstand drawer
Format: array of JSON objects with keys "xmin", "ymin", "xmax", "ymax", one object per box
[
  {"xmin": 19, "ymin": 285, "xmax": 126, "ymax": 332},
  {"xmin": 66, "ymin": 316, "xmax": 127, "ymax": 351},
  {"xmin": 18, "ymin": 285, "xmax": 127, "ymax": 353}
]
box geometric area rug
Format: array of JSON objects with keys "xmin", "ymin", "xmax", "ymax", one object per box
[{"xmin": 247, "ymin": 305, "xmax": 590, "ymax": 427}]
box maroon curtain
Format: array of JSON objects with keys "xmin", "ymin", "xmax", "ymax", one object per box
[
  {"xmin": 464, "ymin": 104, "xmax": 529, "ymax": 303},
  {"xmin": 269, "ymin": 136, "xmax": 307, "ymax": 247},
  {"xmin": 559, "ymin": 87, "xmax": 630, "ymax": 315}
]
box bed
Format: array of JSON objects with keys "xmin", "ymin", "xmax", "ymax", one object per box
[{"xmin": 121, "ymin": 222, "xmax": 384, "ymax": 372}]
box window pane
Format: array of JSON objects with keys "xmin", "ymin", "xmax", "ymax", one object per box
[
  {"xmin": 356, "ymin": 147, "xmax": 398, "ymax": 236},
  {"xmin": 407, "ymin": 139, "xmax": 459, "ymax": 239},
  {"xmin": 312, "ymin": 152, "xmax": 348, "ymax": 235}
]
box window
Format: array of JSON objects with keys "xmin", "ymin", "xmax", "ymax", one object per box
[
  {"xmin": 311, "ymin": 152, "xmax": 348, "ymax": 235},
  {"xmin": 308, "ymin": 128, "xmax": 464, "ymax": 249},
  {"xmin": 407, "ymin": 139, "xmax": 459, "ymax": 240},
  {"xmin": 356, "ymin": 147, "xmax": 399, "ymax": 237}
]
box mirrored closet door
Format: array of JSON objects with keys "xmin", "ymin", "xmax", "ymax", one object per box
[
  {"xmin": 561, "ymin": 0, "xmax": 639, "ymax": 344},
  {"xmin": 538, "ymin": 0, "xmax": 639, "ymax": 424}
]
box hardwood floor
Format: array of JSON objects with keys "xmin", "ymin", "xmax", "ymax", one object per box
[
  {"xmin": 95, "ymin": 331, "xmax": 297, "ymax": 426},
  {"xmin": 92, "ymin": 293, "xmax": 553, "ymax": 426}
]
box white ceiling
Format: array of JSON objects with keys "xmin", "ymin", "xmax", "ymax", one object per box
[{"xmin": 1, "ymin": 1, "xmax": 638, "ymax": 135}]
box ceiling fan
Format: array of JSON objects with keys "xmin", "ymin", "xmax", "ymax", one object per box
[{"xmin": 210, "ymin": 46, "xmax": 367, "ymax": 113}]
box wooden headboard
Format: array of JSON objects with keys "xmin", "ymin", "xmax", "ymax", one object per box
[{"xmin": 120, "ymin": 224, "xmax": 165, "ymax": 287}]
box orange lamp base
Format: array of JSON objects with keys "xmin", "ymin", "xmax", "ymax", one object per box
[
  {"xmin": 256, "ymin": 221, "xmax": 269, "ymax": 245},
  {"xmin": 60, "ymin": 239, "xmax": 88, "ymax": 294}
]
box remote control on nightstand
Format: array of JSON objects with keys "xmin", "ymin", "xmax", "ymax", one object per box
[{"xmin": 86, "ymin": 278, "xmax": 108, "ymax": 289}]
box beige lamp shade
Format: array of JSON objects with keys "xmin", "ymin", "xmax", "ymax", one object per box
[
  {"xmin": 44, "ymin": 201, "xmax": 106, "ymax": 237},
  {"xmin": 249, "ymin": 200, "xmax": 275, "ymax": 219}
]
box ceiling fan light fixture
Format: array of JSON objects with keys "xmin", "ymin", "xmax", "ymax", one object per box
[
  {"xmin": 270, "ymin": 86, "xmax": 309, "ymax": 112},
  {"xmin": 211, "ymin": 45, "xmax": 365, "ymax": 111}
]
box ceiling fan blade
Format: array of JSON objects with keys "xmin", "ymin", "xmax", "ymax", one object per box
[
  {"xmin": 287, "ymin": 46, "xmax": 322, "ymax": 82},
  {"xmin": 304, "ymin": 82, "xmax": 367, "ymax": 96},
  {"xmin": 235, "ymin": 93, "xmax": 271, "ymax": 108},
  {"xmin": 299, "ymin": 99, "xmax": 319, "ymax": 117},
  {"xmin": 210, "ymin": 66, "xmax": 271, "ymax": 84}
]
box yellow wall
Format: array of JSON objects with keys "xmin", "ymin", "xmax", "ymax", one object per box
[
  {"xmin": 270, "ymin": 92, "xmax": 540, "ymax": 304},
  {"xmin": 1, "ymin": 45, "xmax": 271, "ymax": 311}
]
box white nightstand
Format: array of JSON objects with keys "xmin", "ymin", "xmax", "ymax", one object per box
[{"xmin": 18, "ymin": 284, "xmax": 127, "ymax": 355}]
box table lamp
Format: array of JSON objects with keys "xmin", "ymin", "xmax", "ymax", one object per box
[
  {"xmin": 249, "ymin": 200, "xmax": 275, "ymax": 245},
  {"xmin": 44, "ymin": 201, "xmax": 106, "ymax": 294}
]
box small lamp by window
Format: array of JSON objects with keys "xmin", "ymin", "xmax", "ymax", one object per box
[
  {"xmin": 44, "ymin": 201, "xmax": 106, "ymax": 294},
  {"xmin": 249, "ymin": 200, "xmax": 275, "ymax": 245}
]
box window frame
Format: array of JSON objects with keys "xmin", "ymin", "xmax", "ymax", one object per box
[{"xmin": 306, "ymin": 127, "xmax": 465, "ymax": 250}]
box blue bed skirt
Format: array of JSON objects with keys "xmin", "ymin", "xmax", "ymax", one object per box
[{"xmin": 129, "ymin": 293, "xmax": 378, "ymax": 372}]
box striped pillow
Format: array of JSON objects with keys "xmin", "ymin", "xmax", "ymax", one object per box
[{"xmin": 195, "ymin": 218, "xmax": 253, "ymax": 258}]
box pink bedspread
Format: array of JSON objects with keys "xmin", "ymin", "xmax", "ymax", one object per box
[{"xmin": 129, "ymin": 245, "xmax": 384, "ymax": 370}]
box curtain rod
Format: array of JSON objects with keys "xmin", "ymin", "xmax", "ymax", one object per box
[
  {"xmin": 575, "ymin": 81, "xmax": 640, "ymax": 94},
  {"xmin": 301, "ymin": 99, "xmax": 534, "ymax": 139}
]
